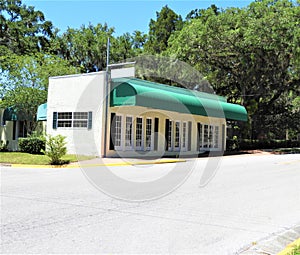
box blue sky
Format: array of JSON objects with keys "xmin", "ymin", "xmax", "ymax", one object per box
[{"xmin": 23, "ymin": 1, "xmax": 253, "ymax": 35}]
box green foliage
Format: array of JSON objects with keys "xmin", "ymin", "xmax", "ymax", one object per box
[
  {"xmin": 239, "ymin": 139, "xmax": 300, "ymax": 150},
  {"xmin": 167, "ymin": 0, "xmax": 300, "ymax": 139},
  {"xmin": 0, "ymin": 140, "xmax": 9, "ymax": 152},
  {"xmin": 0, "ymin": 0, "xmax": 54, "ymax": 54},
  {"xmin": 18, "ymin": 133, "xmax": 45, "ymax": 154},
  {"xmin": 42, "ymin": 135, "xmax": 68, "ymax": 165},
  {"xmin": 0, "ymin": 53, "xmax": 78, "ymax": 134},
  {"xmin": 144, "ymin": 5, "xmax": 183, "ymax": 54}
]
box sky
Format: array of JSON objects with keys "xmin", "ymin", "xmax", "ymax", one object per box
[{"xmin": 23, "ymin": 1, "xmax": 253, "ymax": 36}]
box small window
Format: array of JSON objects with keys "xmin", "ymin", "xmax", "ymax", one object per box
[{"xmin": 55, "ymin": 111, "xmax": 90, "ymax": 129}]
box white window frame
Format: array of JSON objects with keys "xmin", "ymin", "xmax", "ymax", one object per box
[
  {"xmin": 125, "ymin": 115, "xmax": 134, "ymax": 150},
  {"xmin": 145, "ymin": 118, "xmax": 153, "ymax": 151},
  {"xmin": 135, "ymin": 117, "xmax": 144, "ymax": 151}
]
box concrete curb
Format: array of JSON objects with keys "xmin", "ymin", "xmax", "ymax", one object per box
[
  {"xmin": 1, "ymin": 159, "xmax": 186, "ymax": 169},
  {"xmin": 239, "ymin": 224, "xmax": 300, "ymax": 255}
]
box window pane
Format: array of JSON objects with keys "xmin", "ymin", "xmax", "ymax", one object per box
[
  {"xmin": 73, "ymin": 120, "xmax": 88, "ymax": 128},
  {"xmin": 168, "ymin": 121, "xmax": 173, "ymax": 151},
  {"xmin": 214, "ymin": 126, "xmax": 219, "ymax": 148},
  {"xmin": 182, "ymin": 122, "xmax": 186, "ymax": 149},
  {"xmin": 58, "ymin": 112, "xmax": 72, "ymax": 119},
  {"xmin": 125, "ymin": 116, "xmax": 133, "ymax": 148},
  {"xmin": 135, "ymin": 117, "xmax": 143, "ymax": 149},
  {"xmin": 74, "ymin": 112, "xmax": 88, "ymax": 119},
  {"xmin": 209, "ymin": 125, "xmax": 213, "ymax": 148},
  {"xmin": 203, "ymin": 125, "xmax": 208, "ymax": 148},
  {"xmin": 114, "ymin": 115, "xmax": 122, "ymax": 147},
  {"xmin": 57, "ymin": 121, "xmax": 72, "ymax": 127},
  {"xmin": 146, "ymin": 118, "xmax": 152, "ymax": 150},
  {"xmin": 175, "ymin": 122, "xmax": 180, "ymax": 148}
]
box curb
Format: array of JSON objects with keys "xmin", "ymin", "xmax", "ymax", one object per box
[
  {"xmin": 278, "ymin": 238, "xmax": 300, "ymax": 255},
  {"xmin": 1, "ymin": 159, "xmax": 186, "ymax": 169},
  {"xmin": 239, "ymin": 225, "xmax": 300, "ymax": 255}
]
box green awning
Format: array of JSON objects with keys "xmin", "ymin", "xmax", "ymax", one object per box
[
  {"xmin": 37, "ymin": 103, "xmax": 47, "ymax": 121},
  {"xmin": 111, "ymin": 78, "xmax": 248, "ymax": 121},
  {"xmin": 2, "ymin": 107, "xmax": 19, "ymax": 122}
]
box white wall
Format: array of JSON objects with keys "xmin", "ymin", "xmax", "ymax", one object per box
[{"xmin": 47, "ymin": 72, "xmax": 106, "ymax": 156}]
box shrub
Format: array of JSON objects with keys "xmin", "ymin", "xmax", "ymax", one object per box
[
  {"xmin": 18, "ymin": 135, "xmax": 45, "ymax": 154},
  {"xmin": 42, "ymin": 134, "xmax": 68, "ymax": 165},
  {"xmin": 0, "ymin": 140, "xmax": 9, "ymax": 152},
  {"xmin": 237, "ymin": 139, "xmax": 300, "ymax": 150}
]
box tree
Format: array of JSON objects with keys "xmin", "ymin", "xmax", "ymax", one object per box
[
  {"xmin": 0, "ymin": 53, "xmax": 78, "ymax": 134},
  {"xmin": 167, "ymin": 0, "xmax": 300, "ymax": 139},
  {"xmin": 144, "ymin": 5, "xmax": 183, "ymax": 54},
  {"xmin": 0, "ymin": 0, "xmax": 54, "ymax": 54},
  {"xmin": 53, "ymin": 23, "xmax": 114, "ymax": 73}
]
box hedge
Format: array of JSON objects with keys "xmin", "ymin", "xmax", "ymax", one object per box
[
  {"xmin": 18, "ymin": 137, "xmax": 46, "ymax": 154},
  {"xmin": 227, "ymin": 139, "xmax": 300, "ymax": 151}
]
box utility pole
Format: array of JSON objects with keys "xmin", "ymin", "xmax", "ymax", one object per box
[{"xmin": 103, "ymin": 37, "xmax": 110, "ymax": 158}]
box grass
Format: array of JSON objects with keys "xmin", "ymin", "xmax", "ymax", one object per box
[
  {"xmin": 273, "ymin": 148, "xmax": 300, "ymax": 154},
  {"xmin": 0, "ymin": 152, "xmax": 95, "ymax": 165}
]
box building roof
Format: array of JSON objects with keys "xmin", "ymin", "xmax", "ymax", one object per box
[{"xmin": 111, "ymin": 78, "xmax": 248, "ymax": 121}]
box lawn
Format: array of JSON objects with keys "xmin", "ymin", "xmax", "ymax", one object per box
[{"xmin": 0, "ymin": 152, "xmax": 94, "ymax": 165}]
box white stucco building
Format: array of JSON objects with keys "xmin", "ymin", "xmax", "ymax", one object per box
[{"xmin": 38, "ymin": 67, "xmax": 247, "ymax": 157}]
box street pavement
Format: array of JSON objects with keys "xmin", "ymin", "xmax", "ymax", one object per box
[{"xmin": 1, "ymin": 153, "xmax": 300, "ymax": 254}]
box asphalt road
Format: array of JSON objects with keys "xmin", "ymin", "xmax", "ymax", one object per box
[{"xmin": 1, "ymin": 154, "xmax": 300, "ymax": 254}]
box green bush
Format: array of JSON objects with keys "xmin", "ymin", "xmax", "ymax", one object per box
[
  {"xmin": 0, "ymin": 140, "xmax": 9, "ymax": 152},
  {"xmin": 18, "ymin": 136, "xmax": 45, "ymax": 154},
  {"xmin": 42, "ymin": 134, "xmax": 68, "ymax": 165},
  {"xmin": 229, "ymin": 139, "xmax": 300, "ymax": 150}
]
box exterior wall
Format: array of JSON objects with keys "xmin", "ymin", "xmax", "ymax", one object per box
[
  {"xmin": 47, "ymin": 72, "xmax": 106, "ymax": 156},
  {"xmin": 106, "ymin": 106, "xmax": 226, "ymax": 158},
  {"xmin": 0, "ymin": 109, "xmax": 22, "ymax": 151}
]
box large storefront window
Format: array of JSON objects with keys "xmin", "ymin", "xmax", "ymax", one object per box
[
  {"xmin": 125, "ymin": 116, "xmax": 133, "ymax": 149},
  {"xmin": 114, "ymin": 115, "xmax": 122, "ymax": 149},
  {"xmin": 174, "ymin": 121, "xmax": 180, "ymax": 151},
  {"xmin": 203, "ymin": 124, "xmax": 209, "ymax": 148},
  {"xmin": 167, "ymin": 120, "xmax": 173, "ymax": 151},
  {"xmin": 182, "ymin": 122, "xmax": 187, "ymax": 150},
  {"xmin": 209, "ymin": 125, "xmax": 214, "ymax": 148},
  {"xmin": 135, "ymin": 117, "xmax": 143, "ymax": 150},
  {"xmin": 214, "ymin": 126, "xmax": 219, "ymax": 148},
  {"xmin": 146, "ymin": 118, "xmax": 152, "ymax": 150}
]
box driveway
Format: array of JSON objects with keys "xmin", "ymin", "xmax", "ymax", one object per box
[{"xmin": 1, "ymin": 153, "xmax": 300, "ymax": 254}]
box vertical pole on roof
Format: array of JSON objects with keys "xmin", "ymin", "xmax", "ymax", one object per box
[{"xmin": 103, "ymin": 37, "xmax": 110, "ymax": 158}]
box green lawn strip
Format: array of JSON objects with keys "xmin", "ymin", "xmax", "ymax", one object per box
[
  {"xmin": 273, "ymin": 148, "xmax": 300, "ymax": 154},
  {"xmin": 0, "ymin": 152, "xmax": 94, "ymax": 165},
  {"xmin": 293, "ymin": 245, "xmax": 300, "ymax": 255}
]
